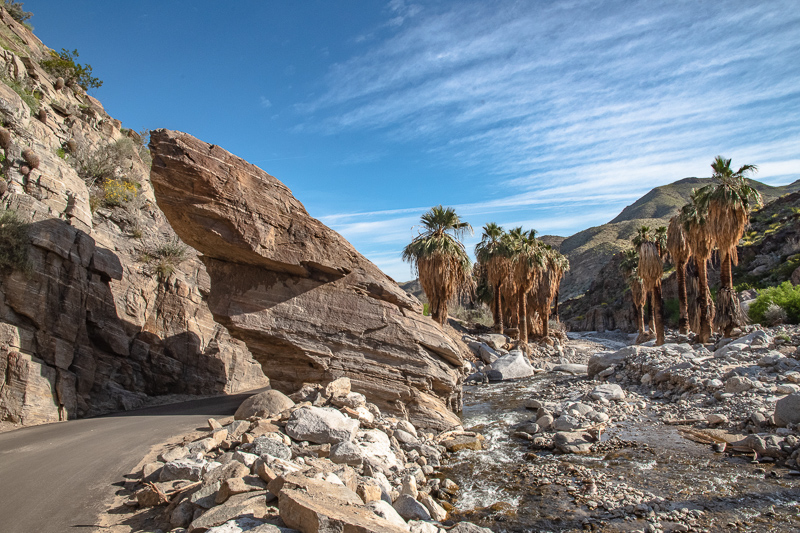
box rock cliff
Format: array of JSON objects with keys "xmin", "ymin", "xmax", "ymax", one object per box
[
  {"xmin": 0, "ymin": 10, "xmax": 267, "ymax": 427},
  {"xmin": 149, "ymin": 129, "xmax": 465, "ymax": 430}
]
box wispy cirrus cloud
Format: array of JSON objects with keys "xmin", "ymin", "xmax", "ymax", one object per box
[{"xmin": 302, "ymin": 0, "xmax": 800, "ymax": 280}]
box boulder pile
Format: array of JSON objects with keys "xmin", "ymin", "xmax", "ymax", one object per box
[{"xmin": 127, "ymin": 378, "xmax": 490, "ymax": 533}]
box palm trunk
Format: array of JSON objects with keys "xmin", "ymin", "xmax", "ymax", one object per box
[
  {"xmin": 677, "ymin": 259, "xmax": 689, "ymax": 334},
  {"xmin": 653, "ymin": 282, "xmax": 665, "ymax": 346},
  {"xmin": 697, "ymin": 257, "xmax": 711, "ymax": 343},
  {"xmin": 719, "ymin": 251, "xmax": 737, "ymax": 337},
  {"xmin": 553, "ymin": 290, "xmax": 560, "ymax": 319},
  {"xmin": 518, "ymin": 290, "xmax": 528, "ymax": 344},
  {"xmin": 646, "ymin": 293, "xmax": 655, "ymax": 333},
  {"xmin": 542, "ymin": 308, "xmax": 549, "ymax": 339},
  {"xmin": 635, "ymin": 302, "xmax": 645, "ymax": 336},
  {"xmin": 493, "ymin": 282, "xmax": 504, "ymax": 334},
  {"xmin": 432, "ymin": 301, "xmax": 447, "ymax": 326}
]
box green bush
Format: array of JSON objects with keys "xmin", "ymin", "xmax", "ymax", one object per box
[
  {"xmin": 40, "ymin": 48, "xmax": 102, "ymax": 91},
  {"xmin": 748, "ymin": 282, "xmax": 800, "ymax": 325},
  {"xmin": 0, "ymin": 209, "xmax": 29, "ymax": 272},
  {"xmin": 0, "ymin": 73, "xmax": 39, "ymax": 114},
  {"xmin": 2, "ymin": 1, "xmax": 32, "ymax": 23}
]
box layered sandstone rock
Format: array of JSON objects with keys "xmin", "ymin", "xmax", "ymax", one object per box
[
  {"xmin": 149, "ymin": 130, "xmax": 464, "ymax": 429},
  {"xmin": 0, "ymin": 13, "xmax": 267, "ymax": 426}
]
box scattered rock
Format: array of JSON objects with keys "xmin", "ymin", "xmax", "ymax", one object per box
[
  {"xmin": 486, "ymin": 351, "xmax": 535, "ymax": 381},
  {"xmin": 284, "ymin": 406, "xmax": 359, "ymax": 444},
  {"xmin": 234, "ymin": 390, "xmax": 295, "ymax": 420}
]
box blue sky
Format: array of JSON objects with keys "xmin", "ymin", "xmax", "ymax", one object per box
[{"xmin": 24, "ymin": 0, "xmax": 800, "ymax": 282}]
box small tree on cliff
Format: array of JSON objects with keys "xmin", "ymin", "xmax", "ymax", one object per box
[{"xmin": 403, "ymin": 206, "xmax": 473, "ymax": 325}]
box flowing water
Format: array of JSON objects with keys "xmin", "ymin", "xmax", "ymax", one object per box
[{"xmin": 440, "ymin": 335, "xmax": 800, "ymax": 532}]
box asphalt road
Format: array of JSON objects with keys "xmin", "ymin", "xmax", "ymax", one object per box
[{"xmin": 0, "ymin": 389, "xmax": 266, "ymax": 533}]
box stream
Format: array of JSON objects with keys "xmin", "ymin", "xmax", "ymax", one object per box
[{"xmin": 440, "ymin": 333, "xmax": 800, "ymax": 532}]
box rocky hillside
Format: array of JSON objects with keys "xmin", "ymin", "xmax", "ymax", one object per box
[
  {"xmin": 0, "ymin": 9, "xmax": 268, "ymax": 427},
  {"xmin": 558, "ymin": 177, "xmax": 800, "ymax": 299},
  {"xmin": 562, "ymin": 191, "xmax": 800, "ymax": 332}
]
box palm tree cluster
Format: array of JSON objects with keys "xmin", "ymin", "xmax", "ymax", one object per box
[
  {"xmin": 474, "ymin": 224, "xmax": 569, "ymax": 343},
  {"xmin": 621, "ymin": 156, "xmax": 761, "ymax": 345},
  {"xmin": 401, "ymin": 206, "xmax": 570, "ymax": 342}
]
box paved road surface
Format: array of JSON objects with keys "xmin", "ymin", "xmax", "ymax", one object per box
[{"xmin": 0, "ymin": 389, "xmax": 266, "ymax": 533}]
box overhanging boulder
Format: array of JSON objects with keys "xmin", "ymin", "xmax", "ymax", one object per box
[{"xmin": 149, "ymin": 130, "xmax": 464, "ymax": 430}]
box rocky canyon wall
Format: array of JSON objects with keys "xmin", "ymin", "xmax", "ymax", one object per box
[{"xmin": 0, "ymin": 10, "xmax": 267, "ymax": 427}]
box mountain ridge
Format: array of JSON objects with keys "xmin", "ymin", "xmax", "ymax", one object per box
[{"xmin": 558, "ymin": 177, "xmax": 800, "ymax": 299}]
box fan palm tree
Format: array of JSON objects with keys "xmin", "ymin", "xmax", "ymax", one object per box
[
  {"xmin": 538, "ymin": 249, "xmax": 569, "ymax": 339},
  {"xmin": 655, "ymin": 226, "xmax": 668, "ymax": 258},
  {"xmin": 475, "ymin": 223, "xmax": 511, "ymax": 333},
  {"xmin": 666, "ymin": 215, "xmax": 692, "ymax": 334},
  {"xmin": 633, "ymin": 225, "xmax": 657, "ymax": 334},
  {"xmin": 636, "ymin": 237, "xmax": 665, "ymax": 346},
  {"xmin": 402, "ymin": 206, "xmax": 473, "ymax": 325},
  {"xmin": 701, "ymin": 156, "xmax": 761, "ymax": 336},
  {"xmin": 682, "ymin": 190, "xmax": 715, "ymax": 343},
  {"xmin": 621, "ymin": 248, "xmax": 646, "ymax": 340},
  {"xmin": 499, "ymin": 227, "xmax": 526, "ymax": 332},
  {"xmin": 511, "ymin": 228, "xmax": 543, "ymax": 344}
]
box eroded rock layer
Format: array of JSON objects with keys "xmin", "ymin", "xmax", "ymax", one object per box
[{"xmin": 149, "ymin": 130, "xmax": 464, "ymax": 429}]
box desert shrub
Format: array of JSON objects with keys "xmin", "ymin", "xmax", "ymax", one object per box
[
  {"xmin": 748, "ymin": 282, "xmax": 800, "ymax": 325},
  {"xmin": 0, "ymin": 73, "xmax": 39, "ymax": 114},
  {"xmin": 549, "ymin": 319, "xmax": 566, "ymax": 334},
  {"xmin": 40, "ymin": 48, "xmax": 102, "ymax": 91},
  {"xmin": 101, "ymin": 178, "xmax": 139, "ymax": 207},
  {"xmin": 133, "ymin": 128, "xmax": 152, "ymax": 168},
  {"xmin": 762, "ymin": 303, "xmax": 787, "ymax": 326},
  {"xmin": 2, "ymin": 1, "xmax": 31, "ymax": 23},
  {"xmin": 0, "ymin": 209, "xmax": 29, "ymax": 272},
  {"xmin": 449, "ymin": 304, "xmax": 493, "ymax": 327},
  {"xmin": 423, "ymin": 303, "xmax": 430, "ymax": 316},
  {"xmin": 72, "ymin": 138, "xmax": 138, "ymax": 188},
  {"xmin": 774, "ymin": 254, "xmax": 800, "ymax": 281},
  {"xmin": 88, "ymin": 192, "xmax": 101, "ymax": 214},
  {"xmin": 140, "ymin": 237, "xmax": 189, "ymax": 279}
]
